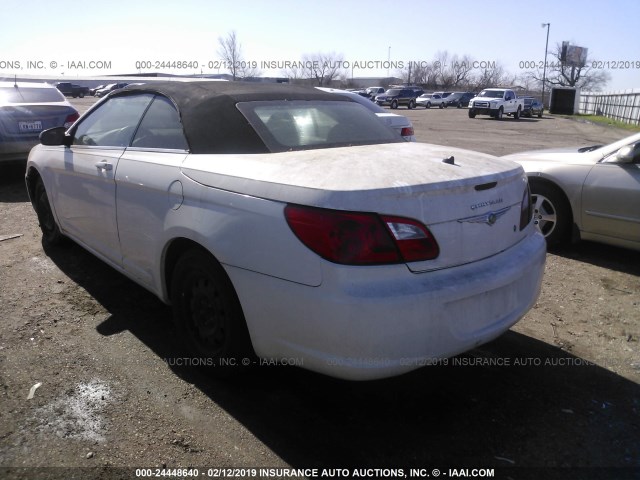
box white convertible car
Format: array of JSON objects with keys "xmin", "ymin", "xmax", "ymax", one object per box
[{"xmin": 26, "ymin": 82, "xmax": 546, "ymax": 380}]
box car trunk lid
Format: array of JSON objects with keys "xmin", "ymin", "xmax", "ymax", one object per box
[{"xmin": 181, "ymin": 142, "xmax": 530, "ymax": 270}]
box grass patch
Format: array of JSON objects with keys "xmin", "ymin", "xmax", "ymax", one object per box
[{"xmin": 570, "ymin": 114, "xmax": 640, "ymax": 132}]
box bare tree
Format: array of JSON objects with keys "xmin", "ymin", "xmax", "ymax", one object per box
[
  {"xmin": 282, "ymin": 52, "xmax": 347, "ymax": 86},
  {"xmin": 397, "ymin": 51, "xmax": 477, "ymax": 89},
  {"xmin": 472, "ymin": 63, "xmax": 514, "ymax": 90},
  {"xmin": 217, "ymin": 30, "xmax": 261, "ymax": 80},
  {"xmin": 525, "ymin": 42, "xmax": 610, "ymax": 91},
  {"xmin": 435, "ymin": 52, "xmax": 475, "ymax": 88},
  {"xmin": 396, "ymin": 61, "xmax": 436, "ymax": 86}
]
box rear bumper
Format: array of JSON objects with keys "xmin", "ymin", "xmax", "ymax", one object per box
[
  {"xmin": 0, "ymin": 138, "xmax": 39, "ymax": 162},
  {"xmin": 226, "ymin": 231, "xmax": 546, "ymax": 380}
]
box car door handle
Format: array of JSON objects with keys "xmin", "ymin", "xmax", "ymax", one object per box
[{"xmin": 95, "ymin": 161, "xmax": 113, "ymax": 171}]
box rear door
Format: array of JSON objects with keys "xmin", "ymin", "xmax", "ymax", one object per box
[{"xmin": 51, "ymin": 93, "xmax": 154, "ymax": 263}]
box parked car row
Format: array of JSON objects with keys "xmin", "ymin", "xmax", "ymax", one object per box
[
  {"xmin": 353, "ymin": 85, "xmax": 545, "ymax": 116},
  {"xmin": 53, "ymin": 81, "xmax": 135, "ymax": 99},
  {"xmin": 367, "ymin": 88, "xmax": 477, "ymax": 110}
]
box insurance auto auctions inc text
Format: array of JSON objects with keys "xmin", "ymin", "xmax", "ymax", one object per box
[
  {"xmin": 251, "ymin": 467, "xmax": 494, "ymax": 478},
  {"xmin": 260, "ymin": 60, "xmax": 497, "ymax": 70}
]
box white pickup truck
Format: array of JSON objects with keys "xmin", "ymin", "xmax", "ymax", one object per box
[{"xmin": 468, "ymin": 88, "xmax": 524, "ymax": 120}]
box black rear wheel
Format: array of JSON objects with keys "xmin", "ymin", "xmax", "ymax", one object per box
[{"xmin": 170, "ymin": 249, "xmax": 254, "ymax": 376}]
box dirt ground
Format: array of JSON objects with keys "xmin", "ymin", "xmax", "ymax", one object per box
[{"xmin": 0, "ymin": 100, "xmax": 638, "ymax": 480}]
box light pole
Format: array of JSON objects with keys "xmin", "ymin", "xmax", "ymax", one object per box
[{"xmin": 541, "ymin": 23, "xmax": 550, "ymax": 109}]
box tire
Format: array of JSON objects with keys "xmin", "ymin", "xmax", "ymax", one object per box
[
  {"xmin": 457, "ymin": 102, "xmax": 463, "ymax": 108},
  {"xmin": 495, "ymin": 107, "xmax": 503, "ymax": 120},
  {"xmin": 514, "ymin": 106, "xmax": 521, "ymax": 120},
  {"xmin": 538, "ymin": 110, "xmax": 543, "ymax": 118},
  {"xmin": 34, "ymin": 180, "xmax": 65, "ymax": 246},
  {"xmin": 79, "ymin": 92, "xmax": 85, "ymax": 98},
  {"xmin": 468, "ymin": 109, "xmax": 476, "ymax": 118},
  {"xmin": 425, "ymin": 102, "xmax": 431, "ymax": 109},
  {"xmin": 438, "ymin": 103, "xmax": 444, "ymax": 109},
  {"xmin": 390, "ymin": 100, "xmax": 398, "ymax": 109},
  {"xmin": 530, "ymin": 182, "xmax": 572, "ymax": 247},
  {"xmin": 170, "ymin": 249, "xmax": 254, "ymax": 376},
  {"xmin": 408, "ymin": 99, "xmax": 415, "ymax": 109}
]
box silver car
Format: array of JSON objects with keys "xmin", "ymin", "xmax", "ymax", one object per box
[
  {"xmin": 0, "ymin": 82, "xmax": 79, "ymax": 162},
  {"xmin": 416, "ymin": 93, "xmax": 447, "ymax": 109},
  {"xmin": 503, "ymin": 133, "xmax": 640, "ymax": 251}
]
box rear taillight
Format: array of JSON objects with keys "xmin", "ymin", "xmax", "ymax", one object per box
[
  {"xmin": 284, "ymin": 204, "xmax": 439, "ymax": 265},
  {"xmin": 400, "ymin": 126, "xmax": 414, "ymax": 138},
  {"xmin": 63, "ymin": 112, "xmax": 80, "ymax": 129},
  {"xmin": 383, "ymin": 215, "xmax": 439, "ymax": 261},
  {"xmin": 519, "ymin": 183, "xmax": 532, "ymax": 230}
]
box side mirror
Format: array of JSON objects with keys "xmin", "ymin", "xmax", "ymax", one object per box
[
  {"xmin": 39, "ymin": 127, "xmax": 70, "ymax": 146},
  {"xmin": 612, "ymin": 145, "xmax": 637, "ymax": 164}
]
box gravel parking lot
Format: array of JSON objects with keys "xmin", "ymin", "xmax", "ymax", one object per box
[{"xmin": 1, "ymin": 97, "xmax": 638, "ymax": 480}]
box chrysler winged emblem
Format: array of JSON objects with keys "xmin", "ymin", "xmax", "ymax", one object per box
[{"xmin": 458, "ymin": 206, "xmax": 511, "ymax": 226}]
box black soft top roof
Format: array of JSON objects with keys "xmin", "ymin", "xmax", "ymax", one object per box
[{"xmin": 113, "ymin": 81, "xmax": 351, "ymax": 154}]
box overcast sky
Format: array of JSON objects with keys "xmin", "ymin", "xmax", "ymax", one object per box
[{"xmin": 2, "ymin": 0, "xmax": 639, "ymax": 90}]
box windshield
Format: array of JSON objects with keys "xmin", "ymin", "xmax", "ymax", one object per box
[
  {"xmin": 0, "ymin": 86, "xmax": 65, "ymax": 103},
  {"xmin": 237, "ymin": 100, "xmax": 401, "ymax": 152},
  {"xmin": 478, "ymin": 90, "xmax": 505, "ymax": 98}
]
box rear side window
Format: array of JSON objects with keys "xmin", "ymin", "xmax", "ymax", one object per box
[
  {"xmin": 131, "ymin": 95, "xmax": 188, "ymax": 151},
  {"xmin": 0, "ymin": 86, "xmax": 65, "ymax": 103},
  {"xmin": 237, "ymin": 100, "xmax": 401, "ymax": 152},
  {"xmin": 72, "ymin": 94, "xmax": 154, "ymax": 147}
]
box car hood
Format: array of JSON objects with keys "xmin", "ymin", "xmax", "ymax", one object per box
[{"xmin": 181, "ymin": 142, "xmax": 530, "ymax": 271}]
